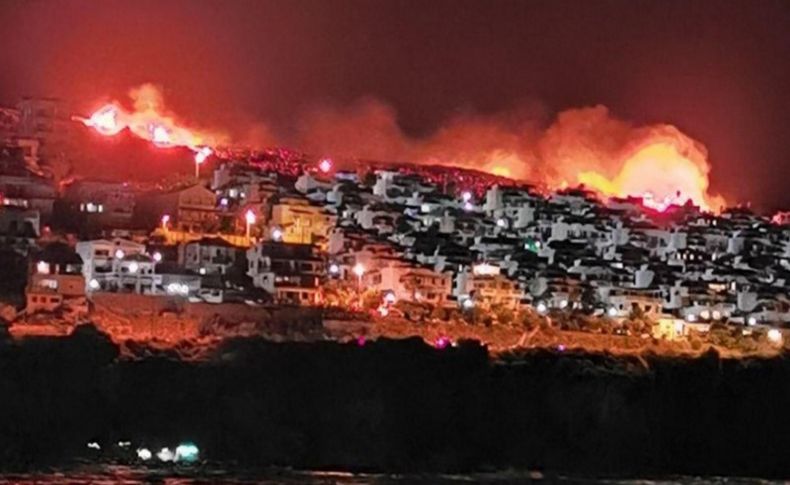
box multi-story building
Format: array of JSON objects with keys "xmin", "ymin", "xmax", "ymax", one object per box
[
  {"xmin": 179, "ymin": 236, "xmax": 242, "ymax": 275},
  {"xmin": 62, "ymin": 179, "xmax": 136, "ymax": 228},
  {"xmin": 0, "ymin": 206, "xmax": 40, "ymax": 255},
  {"xmin": 270, "ymin": 194, "xmax": 336, "ymax": 247},
  {"xmin": 75, "ymin": 238, "xmax": 161, "ymax": 294},
  {"xmin": 26, "ymin": 242, "xmax": 87, "ymax": 314},
  {"xmin": 139, "ymin": 183, "xmax": 218, "ymax": 234},
  {"xmin": 362, "ymin": 263, "xmax": 453, "ymax": 307},
  {"xmin": 247, "ymin": 241, "xmax": 324, "ymax": 304},
  {"xmin": 0, "ymin": 173, "xmax": 57, "ymax": 218}
]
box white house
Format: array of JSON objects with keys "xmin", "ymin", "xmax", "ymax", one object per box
[{"xmin": 76, "ymin": 238, "xmax": 161, "ymax": 294}]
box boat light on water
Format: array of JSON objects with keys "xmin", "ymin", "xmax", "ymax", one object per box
[
  {"xmin": 157, "ymin": 447, "xmax": 175, "ymax": 462},
  {"xmin": 175, "ymin": 442, "xmax": 200, "ymax": 463}
]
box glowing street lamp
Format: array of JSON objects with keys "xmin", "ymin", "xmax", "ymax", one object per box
[
  {"xmin": 175, "ymin": 442, "xmax": 200, "ymax": 463},
  {"xmin": 351, "ymin": 263, "xmax": 365, "ymax": 292},
  {"xmin": 318, "ymin": 158, "xmax": 332, "ymax": 174},
  {"xmin": 767, "ymin": 328, "xmax": 783, "ymax": 345},
  {"xmin": 157, "ymin": 447, "xmax": 174, "ymax": 462},
  {"xmin": 194, "ymin": 147, "xmax": 211, "ymax": 179},
  {"xmin": 245, "ymin": 209, "xmax": 256, "ymax": 239},
  {"xmin": 353, "ymin": 262, "xmax": 365, "ymax": 279}
]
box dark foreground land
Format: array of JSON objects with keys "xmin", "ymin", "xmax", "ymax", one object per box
[{"xmin": 0, "ymin": 324, "xmax": 789, "ymax": 479}]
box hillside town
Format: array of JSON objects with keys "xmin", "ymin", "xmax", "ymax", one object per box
[{"xmin": 1, "ymin": 97, "xmax": 790, "ymax": 354}]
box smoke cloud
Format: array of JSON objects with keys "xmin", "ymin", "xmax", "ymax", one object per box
[
  {"xmin": 283, "ymin": 99, "xmax": 724, "ymax": 209},
  {"xmin": 81, "ymin": 84, "xmax": 725, "ymax": 210}
]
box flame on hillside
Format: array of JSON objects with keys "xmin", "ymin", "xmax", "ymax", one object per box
[
  {"xmin": 75, "ymin": 85, "xmax": 725, "ymax": 211},
  {"xmin": 577, "ymin": 128, "xmax": 725, "ymax": 211},
  {"xmin": 74, "ymin": 84, "xmax": 224, "ymax": 163}
]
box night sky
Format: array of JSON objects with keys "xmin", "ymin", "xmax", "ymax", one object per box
[{"xmin": 0, "ymin": 0, "xmax": 788, "ymax": 209}]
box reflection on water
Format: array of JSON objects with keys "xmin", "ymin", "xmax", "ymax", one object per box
[{"xmin": 0, "ymin": 465, "xmax": 784, "ymax": 484}]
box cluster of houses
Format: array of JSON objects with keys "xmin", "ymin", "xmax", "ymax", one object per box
[{"xmin": 1, "ymin": 99, "xmax": 789, "ymax": 341}]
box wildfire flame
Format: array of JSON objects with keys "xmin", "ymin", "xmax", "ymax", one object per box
[
  {"xmin": 577, "ymin": 131, "xmax": 724, "ymax": 212},
  {"xmin": 75, "ymin": 86, "xmax": 726, "ymax": 212},
  {"xmin": 74, "ymin": 84, "xmax": 222, "ymax": 162}
]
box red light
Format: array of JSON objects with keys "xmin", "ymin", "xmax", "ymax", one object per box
[{"xmin": 318, "ymin": 158, "xmax": 332, "ymax": 173}]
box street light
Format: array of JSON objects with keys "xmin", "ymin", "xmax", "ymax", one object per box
[
  {"xmin": 767, "ymin": 328, "xmax": 783, "ymax": 345},
  {"xmin": 353, "ymin": 262, "xmax": 365, "ymax": 297},
  {"xmin": 245, "ymin": 209, "xmax": 256, "ymax": 239},
  {"xmin": 353, "ymin": 262, "xmax": 365, "ymax": 279},
  {"xmin": 318, "ymin": 158, "xmax": 332, "ymax": 174},
  {"xmin": 194, "ymin": 147, "xmax": 211, "ymax": 179}
]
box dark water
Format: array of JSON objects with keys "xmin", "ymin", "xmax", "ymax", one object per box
[
  {"xmin": 0, "ymin": 466, "xmax": 781, "ymax": 484},
  {"xmin": 4, "ymin": 333, "xmax": 790, "ymax": 479}
]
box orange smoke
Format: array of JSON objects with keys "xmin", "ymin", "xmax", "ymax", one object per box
[
  {"xmin": 76, "ymin": 86, "xmax": 726, "ymax": 211},
  {"xmin": 292, "ymin": 103, "xmax": 725, "ymax": 211},
  {"xmin": 75, "ymin": 83, "xmax": 225, "ymax": 162}
]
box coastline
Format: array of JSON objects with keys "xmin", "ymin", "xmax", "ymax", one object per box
[{"xmin": 0, "ymin": 324, "xmax": 789, "ymax": 478}]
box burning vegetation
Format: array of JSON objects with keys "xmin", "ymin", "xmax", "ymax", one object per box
[
  {"xmin": 76, "ymin": 84, "xmax": 726, "ymax": 212},
  {"xmin": 74, "ymin": 84, "xmax": 226, "ymax": 166}
]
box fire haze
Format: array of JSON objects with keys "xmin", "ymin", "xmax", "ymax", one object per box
[
  {"xmin": 76, "ymin": 85, "xmax": 725, "ymax": 211},
  {"xmin": 291, "ymin": 102, "xmax": 725, "ymax": 211}
]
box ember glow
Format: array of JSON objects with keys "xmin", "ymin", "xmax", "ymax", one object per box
[{"xmin": 490, "ymin": 165, "xmax": 512, "ymax": 178}]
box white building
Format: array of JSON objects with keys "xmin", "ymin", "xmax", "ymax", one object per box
[{"xmin": 75, "ymin": 238, "xmax": 162, "ymax": 294}]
